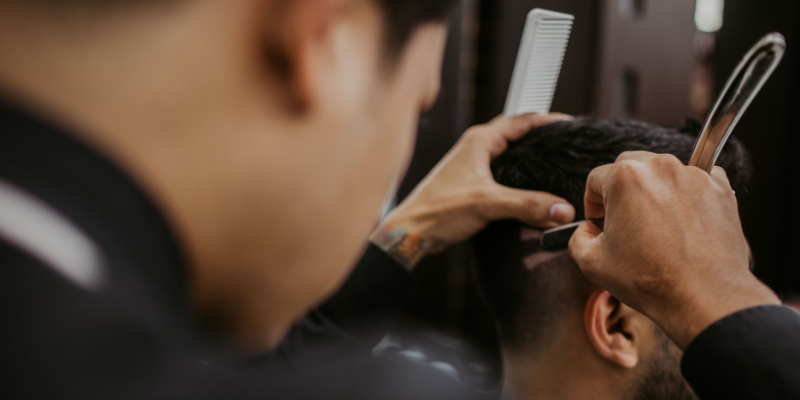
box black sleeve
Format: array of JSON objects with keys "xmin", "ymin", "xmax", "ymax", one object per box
[
  {"xmin": 0, "ymin": 240, "xmax": 483, "ymax": 400},
  {"xmin": 269, "ymin": 244, "xmax": 415, "ymax": 368},
  {"xmin": 681, "ymin": 305, "xmax": 800, "ymax": 400}
]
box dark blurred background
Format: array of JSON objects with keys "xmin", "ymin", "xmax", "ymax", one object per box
[{"xmin": 393, "ymin": 0, "xmax": 800, "ymax": 375}]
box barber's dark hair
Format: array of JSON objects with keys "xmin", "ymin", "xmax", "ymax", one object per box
[{"xmin": 473, "ymin": 117, "xmax": 753, "ymax": 349}]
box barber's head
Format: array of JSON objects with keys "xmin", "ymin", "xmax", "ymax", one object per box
[
  {"xmin": 474, "ymin": 117, "xmax": 752, "ymax": 400},
  {"xmin": 0, "ymin": 0, "xmax": 456, "ymax": 348}
]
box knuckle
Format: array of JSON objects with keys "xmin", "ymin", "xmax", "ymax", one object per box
[
  {"xmin": 711, "ymin": 166, "xmax": 728, "ymax": 177},
  {"xmin": 613, "ymin": 160, "xmax": 644, "ymax": 185},
  {"xmin": 463, "ymin": 126, "xmax": 484, "ymax": 141},
  {"xmin": 653, "ymin": 153, "xmax": 682, "ymax": 169},
  {"xmin": 616, "ymin": 158, "xmax": 640, "ymax": 171},
  {"xmin": 522, "ymin": 197, "xmax": 547, "ymax": 220},
  {"xmin": 469, "ymin": 128, "xmax": 496, "ymax": 146},
  {"xmin": 616, "ymin": 150, "xmax": 634, "ymax": 160},
  {"xmin": 616, "ymin": 150, "xmax": 646, "ymax": 162},
  {"xmin": 711, "ymin": 167, "xmax": 732, "ymax": 186},
  {"xmin": 686, "ymin": 164, "xmax": 711, "ymax": 184},
  {"xmin": 493, "ymin": 139, "xmax": 509, "ymax": 153}
]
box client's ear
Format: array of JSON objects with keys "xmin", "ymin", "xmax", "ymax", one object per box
[{"xmin": 584, "ymin": 288, "xmax": 649, "ymax": 368}]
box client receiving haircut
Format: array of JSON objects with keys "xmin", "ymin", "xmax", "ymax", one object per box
[{"xmin": 474, "ymin": 117, "xmax": 751, "ymax": 400}]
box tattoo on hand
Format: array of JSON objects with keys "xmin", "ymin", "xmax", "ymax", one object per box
[{"xmin": 371, "ymin": 225, "xmax": 432, "ymax": 270}]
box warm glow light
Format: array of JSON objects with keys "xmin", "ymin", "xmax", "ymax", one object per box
[{"xmin": 695, "ymin": 0, "xmax": 724, "ymax": 33}]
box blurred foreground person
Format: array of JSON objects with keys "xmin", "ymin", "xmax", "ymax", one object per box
[
  {"xmin": 474, "ymin": 118, "xmax": 752, "ymax": 400},
  {"xmin": 4, "ymin": 0, "xmax": 795, "ymax": 398},
  {"xmin": 0, "ymin": 0, "xmax": 577, "ymax": 398}
]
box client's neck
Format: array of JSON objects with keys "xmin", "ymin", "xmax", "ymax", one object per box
[{"xmin": 501, "ymin": 315, "xmax": 622, "ymax": 400}]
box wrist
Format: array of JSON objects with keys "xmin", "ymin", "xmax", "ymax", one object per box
[
  {"xmin": 650, "ymin": 275, "xmax": 780, "ymax": 350},
  {"xmin": 369, "ymin": 215, "xmax": 438, "ymax": 271}
]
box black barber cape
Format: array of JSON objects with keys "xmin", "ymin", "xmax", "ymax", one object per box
[
  {"xmin": 1, "ymin": 99, "xmax": 799, "ymax": 400},
  {"xmin": 0, "ymin": 100, "xmax": 481, "ymax": 400}
]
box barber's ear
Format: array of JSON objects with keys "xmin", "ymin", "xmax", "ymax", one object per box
[
  {"xmin": 262, "ymin": 0, "xmax": 347, "ymax": 112},
  {"xmin": 584, "ymin": 288, "xmax": 648, "ymax": 369}
]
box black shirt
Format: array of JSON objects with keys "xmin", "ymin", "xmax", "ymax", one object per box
[
  {"xmin": 1, "ymin": 99, "xmax": 799, "ymax": 399},
  {"xmin": 0, "ymin": 99, "xmax": 478, "ymax": 399}
]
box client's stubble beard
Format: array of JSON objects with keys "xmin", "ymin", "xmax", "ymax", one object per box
[{"xmin": 632, "ymin": 325, "xmax": 699, "ymax": 400}]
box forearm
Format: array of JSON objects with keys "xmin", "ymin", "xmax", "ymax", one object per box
[
  {"xmin": 650, "ymin": 273, "xmax": 780, "ymax": 350},
  {"xmin": 369, "ymin": 219, "xmax": 436, "ymax": 271}
]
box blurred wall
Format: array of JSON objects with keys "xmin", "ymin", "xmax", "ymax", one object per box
[
  {"xmin": 594, "ymin": 0, "xmax": 695, "ymax": 125},
  {"xmin": 398, "ymin": 1, "xmax": 479, "ymax": 202},
  {"xmin": 397, "ymin": 0, "xmax": 482, "ymax": 335}
]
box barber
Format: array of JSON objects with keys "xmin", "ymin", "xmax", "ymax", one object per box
[
  {"xmin": 0, "ymin": 0, "xmax": 578, "ymax": 398},
  {"xmin": 569, "ymin": 151, "xmax": 800, "ymax": 399}
]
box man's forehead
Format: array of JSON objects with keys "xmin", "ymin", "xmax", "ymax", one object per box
[{"xmin": 519, "ymin": 227, "xmax": 570, "ymax": 270}]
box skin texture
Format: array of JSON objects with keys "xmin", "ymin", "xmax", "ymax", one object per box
[
  {"xmin": 500, "ymin": 229, "xmax": 697, "ymax": 400},
  {"xmin": 502, "ymin": 294, "xmax": 688, "ymax": 400},
  {"xmin": 569, "ymin": 151, "xmax": 780, "ymax": 350},
  {"xmin": 0, "ymin": 0, "xmax": 575, "ymax": 351},
  {"xmin": 372, "ymin": 113, "xmax": 576, "ymax": 270}
]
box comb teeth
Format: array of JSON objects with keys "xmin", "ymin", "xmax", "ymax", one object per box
[{"xmin": 505, "ymin": 9, "xmax": 574, "ymax": 118}]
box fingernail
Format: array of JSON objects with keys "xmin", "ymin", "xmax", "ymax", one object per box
[
  {"xmin": 550, "ymin": 203, "xmax": 574, "ymax": 223},
  {"xmin": 548, "ymin": 113, "xmax": 575, "ymax": 121}
]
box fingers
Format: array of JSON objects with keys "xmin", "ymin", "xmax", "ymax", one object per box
[
  {"xmin": 568, "ymin": 220, "xmax": 603, "ymax": 276},
  {"xmin": 584, "ymin": 152, "xmax": 652, "ymax": 220},
  {"xmin": 583, "ymin": 164, "xmax": 615, "ymax": 220},
  {"xmin": 615, "ymin": 150, "xmax": 657, "ymax": 162},
  {"xmin": 489, "ymin": 113, "xmax": 573, "ymax": 142},
  {"xmin": 710, "ymin": 166, "xmax": 733, "ymax": 190},
  {"xmin": 468, "ymin": 113, "xmax": 574, "ymax": 161},
  {"xmin": 487, "ymin": 184, "xmax": 576, "ymax": 228},
  {"xmin": 585, "ymin": 152, "xmax": 685, "ymax": 220}
]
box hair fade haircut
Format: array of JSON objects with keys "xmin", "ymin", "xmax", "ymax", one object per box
[{"xmin": 473, "ymin": 117, "xmax": 753, "ymax": 349}]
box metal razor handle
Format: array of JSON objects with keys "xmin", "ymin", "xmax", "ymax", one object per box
[
  {"xmin": 689, "ymin": 33, "xmax": 785, "ymax": 172},
  {"xmin": 539, "ymin": 32, "xmax": 786, "ymax": 252}
]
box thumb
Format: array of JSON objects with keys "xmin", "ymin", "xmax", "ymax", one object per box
[
  {"xmin": 487, "ymin": 185, "xmax": 576, "ymax": 228},
  {"xmin": 569, "ymin": 221, "xmax": 604, "ymax": 279}
]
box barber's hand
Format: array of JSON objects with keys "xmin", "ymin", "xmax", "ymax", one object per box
[
  {"xmin": 569, "ymin": 151, "xmax": 780, "ymax": 350},
  {"xmin": 371, "ymin": 113, "xmax": 575, "ymax": 270}
]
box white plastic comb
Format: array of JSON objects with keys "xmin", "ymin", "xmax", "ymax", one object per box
[{"xmin": 504, "ymin": 9, "xmax": 574, "ymax": 118}]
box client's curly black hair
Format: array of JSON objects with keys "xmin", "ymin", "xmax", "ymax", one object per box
[{"xmin": 491, "ymin": 117, "xmax": 751, "ymax": 220}]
